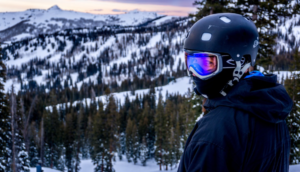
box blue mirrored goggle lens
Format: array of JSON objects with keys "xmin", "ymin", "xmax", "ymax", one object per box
[{"xmin": 186, "ymin": 53, "xmax": 218, "ymax": 76}]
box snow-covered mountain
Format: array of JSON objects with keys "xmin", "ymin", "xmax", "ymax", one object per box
[
  {"xmin": 3, "ymin": 29, "xmax": 189, "ymax": 93},
  {"xmin": 2, "ymin": 10, "xmax": 191, "ymax": 104},
  {"xmin": 0, "ymin": 5, "xmax": 181, "ymax": 42}
]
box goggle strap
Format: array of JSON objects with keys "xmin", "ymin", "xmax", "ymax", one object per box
[{"xmin": 220, "ymin": 62, "xmax": 251, "ymax": 96}]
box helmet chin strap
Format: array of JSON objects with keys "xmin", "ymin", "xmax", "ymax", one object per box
[{"xmin": 220, "ymin": 61, "xmax": 251, "ymax": 96}]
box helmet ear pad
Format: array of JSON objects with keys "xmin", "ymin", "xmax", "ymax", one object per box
[{"xmin": 193, "ymin": 69, "xmax": 234, "ymax": 99}]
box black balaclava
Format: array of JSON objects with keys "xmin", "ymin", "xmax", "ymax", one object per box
[{"xmin": 193, "ymin": 69, "xmax": 234, "ymax": 99}]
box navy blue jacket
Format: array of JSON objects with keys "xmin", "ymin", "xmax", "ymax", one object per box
[{"xmin": 178, "ymin": 74, "xmax": 293, "ymax": 172}]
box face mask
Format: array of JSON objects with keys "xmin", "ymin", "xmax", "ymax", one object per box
[{"xmin": 193, "ymin": 69, "xmax": 234, "ymax": 99}]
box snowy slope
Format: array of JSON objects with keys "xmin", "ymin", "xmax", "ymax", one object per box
[
  {"xmin": 81, "ymin": 159, "xmax": 178, "ymax": 172},
  {"xmin": 29, "ymin": 159, "xmax": 178, "ymax": 172},
  {"xmin": 290, "ymin": 164, "xmax": 300, "ymax": 172},
  {"xmin": 4, "ymin": 28, "xmax": 188, "ymax": 94},
  {"xmin": 46, "ymin": 76, "xmax": 194, "ymax": 111},
  {"xmin": 30, "ymin": 167, "xmax": 62, "ymax": 172},
  {"xmin": 29, "ymin": 159, "xmax": 300, "ymax": 172},
  {"xmin": 152, "ymin": 16, "xmax": 179, "ymax": 26}
]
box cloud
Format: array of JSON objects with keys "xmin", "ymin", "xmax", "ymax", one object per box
[
  {"xmin": 111, "ymin": 9, "xmax": 175, "ymax": 14},
  {"xmin": 93, "ymin": 9, "xmax": 103, "ymax": 11},
  {"xmin": 97, "ymin": 0, "xmax": 195, "ymax": 7},
  {"xmin": 154, "ymin": 10, "xmax": 185, "ymax": 14},
  {"xmin": 123, "ymin": 9, "xmax": 186, "ymax": 15}
]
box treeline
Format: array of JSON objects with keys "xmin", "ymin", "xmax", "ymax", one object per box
[{"xmin": 4, "ymin": 83, "xmax": 201, "ymax": 171}]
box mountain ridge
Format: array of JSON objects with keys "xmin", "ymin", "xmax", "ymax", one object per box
[{"xmin": 0, "ymin": 5, "xmax": 180, "ymax": 43}]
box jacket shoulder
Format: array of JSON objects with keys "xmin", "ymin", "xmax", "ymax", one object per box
[{"xmin": 190, "ymin": 106, "xmax": 250, "ymax": 154}]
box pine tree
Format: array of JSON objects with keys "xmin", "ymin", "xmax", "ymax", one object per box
[
  {"xmin": 17, "ymin": 144, "xmax": 30, "ymax": 172},
  {"xmin": 131, "ymin": 122, "xmax": 139, "ymax": 164},
  {"xmin": 104, "ymin": 95, "xmax": 120, "ymax": 171},
  {"xmin": 10, "ymin": 85, "xmax": 18, "ymax": 172},
  {"xmin": 173, "ymin": 116, "xmax": 182, "ymax": 169},
  {"xmin": 43, "ymin": 107, "xmax": 63, "ymax": 169},
  {"xmin": 170, "ymin": 99, "xmax": 182, "ymax": 169},
  {"xmin": 117, "ymin": 132, "xmax": 125, "ymax": 161},
  {"xmin": 125, "ymin": 118, "xmax": 133, "ymax": 163},
  {"xmin": 28, "ymin": 139, "xmax": 39, "ymax": 167},
  {"xmin": 138, "ymin": 101, "xmax": 152, "ymax": 165},
  {"xmin": 284, "ymin": 48, "xmax": 300, "ymax": 164},
  {"xmin": 91, "ymin": 101, "xmax": 110, "ymax": 172},
  {"xmin": 139, "ymin": 137, "xmax": 148, "ymax": 166},
  {"xmin": 125, "ymin": 118, "xmax": 139, "ymax": 164},
  {"xmin": 147, "ymin": 89, "xmax": 156, "ymax": 159},
  {"xmin": 20, "ymin": 94, "xmax": 38, "ymax": 155},
  {"xmin": 154, "ymin": 95, "xmax": 165, "ymax": 171},
  {"xmin": 0, "ymin": 44, "xmax": 12, "ymax": 172},
  {"xmin": 64, "ymin": 112, "xmax": 81, "ymax": 172},
  {"xmin": 118, "ymin": 95, "xmax": 129, "ymax": 158},
  {"xmin": 9, "ymin": 86, "xmax": 30, "ymax": 172},
  {"xmin": 138, "ymin": 102, "xmax": 149, "ymax": 141},
  {"xmin": 163, "ymin": 99, "xmax": 173, "ymax": 170},
  {"xmin": 179, "ymin": 88, "xmax": 199, "ymax": 149},
  {"xmin": 78, "ymin": 104, "xmax": 89, "ymax": 160}
]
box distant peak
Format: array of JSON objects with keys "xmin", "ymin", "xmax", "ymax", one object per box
[
  {"xmin": 126, "ymin": 9, "xmax": 140, "ymax": 14},
  {"xmin": 48, "ymin": 5, "xmax": 61, "ymax": 11}
]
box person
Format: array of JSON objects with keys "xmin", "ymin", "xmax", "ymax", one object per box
[
  {"xmin": 36, "ymin": 160, "xmax": 43, "ymax": 172},
  {"xmin": 178, "ymin": 13, "xmax": 293, "ymax": 172}
]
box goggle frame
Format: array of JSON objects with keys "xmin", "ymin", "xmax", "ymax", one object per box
[{"xmin": 185, "ymin": 50, "xmax": 223, "ymax": 80}]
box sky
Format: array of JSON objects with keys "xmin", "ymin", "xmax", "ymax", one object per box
[{"xmin": 0, "ymin": 0, "xmax": 197, "ymax": 16}]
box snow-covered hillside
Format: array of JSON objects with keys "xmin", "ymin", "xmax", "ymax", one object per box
[
  {"xmin": 0, "ymin": 5, "xmax": 182, "ymax": 42},
  {"xmin": 46, "ymin": 76, "xmax": 193, "ymax": 111},
  {"xmin": 3, "ymin": 24, "xmax": 189, "ymax": 95}
]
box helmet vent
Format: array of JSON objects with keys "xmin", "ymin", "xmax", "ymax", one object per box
[
  {"xmin": 244, "ymin": 16, "xmax": 251, "ymax": 21},
  {"xmin": 220, "ymin": 16, "xmax": 231, "ymax": 23},
  {"xmin": 186, "ymin": 31, "xmax": 190, "ymax": 38},
  {"xmin": 201, "ymin": 33, "xmax": 212, "ymax": 41}
]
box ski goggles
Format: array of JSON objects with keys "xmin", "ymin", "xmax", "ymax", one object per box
[{"xmin": 185, "ymin": 51, "xmax": 245, "ymax": 80}]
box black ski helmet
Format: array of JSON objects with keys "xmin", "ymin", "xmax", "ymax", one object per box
[
  {"xmin": 185, "ymin": 13, "xmax": 259, "ymax": 98},
  {"xmin": 184, "ymin": 13, "xmax": 259, "ymax": 66}
]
